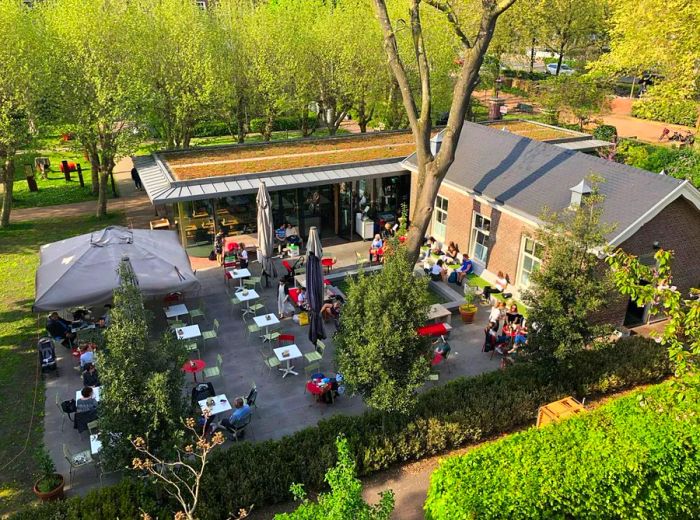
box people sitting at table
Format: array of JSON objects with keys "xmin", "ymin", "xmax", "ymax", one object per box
[
  {"xmin": 369, "ymin": 234, "xmax": 383, "ymax": 262},
  {"xmin": 455, "ymin": 255, "xmax": 474, "ymax": 285},
  {"xmin": 426, "ymin": 236, "xmax": 443, "ymax": 255},
  {"xmin": 220, "ymin": 397, "xmax": 251, "ymax": 434},
  {"xmin": 238, "ymin": 243, "xmax": 249, "ymax": 268},
  {"xmin": 430, "ymin": 259, "xmax": 447, "ymax": 281},
  {"xmin": 76, "ymin": 386, "xmax": 98, "ymax": 413},
  {"xmin": 82, "ymin": 363, "xmax": 100, "ymax": 387},
  {"xmin": 297, "ymin": 287, "xmax": 309, "ymax": 310},
  {"xmin": 285, "ymin": 223, "xmax": 302, "ymax": 246},
  {"xmin": 79, "ymin": 344, "xmax": 95, "ymax": 369},
  {"xmin": 445, "ymin": 242, "xmax": 459, "ymax": 263},
  {"xmin": 513, "ymin": 323, "xmax": 528, "ymax": 346},
  {"xmin": 482, "ymin": 271, "xmax": 511, "ymax": 302},
  {"xmin": 46, "ymin": 312, "xmax": 76, "ymax": 348},
  {"xmin": 506, "ymin": 303, "xmax": 523, "ymax": 326},
  {"xmin": 488, "ymin": 301, "xmax": 506, "ymax": 328},
  {"xmin": 382, "ymin": 222, "xmax": 395, "ymax": 240}
]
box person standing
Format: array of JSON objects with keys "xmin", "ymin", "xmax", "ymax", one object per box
[{"xmin": 131, "ymin": 166, "xmax": 142, "ymax": 190}]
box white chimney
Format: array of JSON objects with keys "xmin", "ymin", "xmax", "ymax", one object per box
[
  {"xmin": 430, "ymin": 132, "xmax": 444, "ymax": 156},
  {"xmin": 569, "ymin": 179, "xmax": 592, "ymax": 208}
]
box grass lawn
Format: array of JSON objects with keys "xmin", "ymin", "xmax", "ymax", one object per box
[
  {"xmin": 466, "ymin": 274, "xmax": 528, "ymax": 316},
  {"xmin": 0, "ymin": 213, "xmax": 123, "ymax": 515}
]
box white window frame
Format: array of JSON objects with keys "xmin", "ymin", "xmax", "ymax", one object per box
[
  {"xmin": 470, "ymin": 211, "xmax": 491, "ymax": 263},
  {"xmin": 432, "ymin": 195, "xmax": 448, "ymax": 242},
  {"xmin": 517, "ymin": 236, "xmax": 544, "ymax": 289}
]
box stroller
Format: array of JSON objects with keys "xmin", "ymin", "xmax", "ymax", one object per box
[{"xmin": 38, "ymin": 337, "xmax": 58, "ymax": 375}]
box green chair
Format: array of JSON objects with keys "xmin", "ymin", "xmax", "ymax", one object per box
[
  {"xmin": 427, "ymin": 372, "xmax": 439, "ymax": 383},
  {"xmin": 355, "ymin": 252, "xmax": 369, "ymax": 269},
  {"xmin": 189, "ymin": 302, "xmax": 206, "ymax": 324},
  {"xmin": 168, "ymin": 319, "xmax": 185, "ymax": 330},
  {"xmin": 304, "ymin": 362, "xmax": 321, "ymax": 386},
  {"xmin": 247, "ymin": 323, "xmax": 261, "ymax": 336},
  {"xmin": 260, "ymin": 350, "xmax": 281, "ymax": 373},
  {"xmin": 249, "ymin": 276, "xmax": 263, "ymax": 291},
  {"xmin": 243, "ymin": 279, "xmax": 256, "ymax": 290},
  {"xmin": 202, "ymin": 319, "xmax": 220, "ymax": 348},
  {"xmin": 63, "ymin": 444, "xmax": 96, "ymax": 486},
  {"xmin": 87, "ymin": 419, "xmax": 100, "ymax": 436},
  {"xmin": 184, "ymin": 342, "xmax": 200, "ymax": 358},
  {"xmin": 304, "ymin": 340, "xmax": 326, "ymax": 364},
  {"xmin": 249, "ymin": 303, "xmax": 266, "ymax": 315},
  {"xmin": 230, "ymin": 296, "xmax": 242, "ymax": 316},
  {"xmin": 263, "ymin": 331, "xmax": 281, "ymax": 344},
  {"xmin": 203, "ymin": 354, "xmax": 223, "ymax": 381}
]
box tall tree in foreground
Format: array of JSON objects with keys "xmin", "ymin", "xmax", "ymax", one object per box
[
  {"xmin": 276, "ymin": 436, "xmax": 395, "ymax": 520},
  {"xmin": 0, "ymin": 1, "xmax": 38, "ymax": 228},
  {"xmin": 372, "ymin": 0, "xmax": 517, "ymax": 264},
  {"xmin": 335, "ymin": 245, "xmax": 431, "ymax": 415},
  {"xmin": 99, "ymin": 261, "xmax": 187, "ymax": 470},
  {"xmin": 522, "ymin": 181, "xmax": 614, "ymax": 359}
]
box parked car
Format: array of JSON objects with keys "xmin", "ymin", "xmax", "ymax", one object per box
[{"xmin": 546, "ymin": 63, "xmax": 575, "ymax": 75}]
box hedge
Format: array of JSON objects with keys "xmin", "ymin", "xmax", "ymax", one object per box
[
  {"xmin": 192, "ymin": 121, "xmax": 231, "ymax": 138},
  {"xmin": 425, "ymin": 378, "xmax": 700, "ymax": 519},
  {"xmin": 11, "ymin": 337, "xmax": 669, "ymax": 519},
  {"xmin": 593, "ymin": 124, "xmax": 617, "ymax": 142},
  {"xmin": 632, "ymin": 97, "xmax": 698, "ymax": 127},
  {"xmin": 248, "ymin": 115, "xmax": 317, "ymax": 134}
]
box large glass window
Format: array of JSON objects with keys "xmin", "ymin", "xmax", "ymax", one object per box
[
  {"xmin": 433, "ymin": 195, "xmax": 448, "ymax": 242},
  {"xmin": 470, "ymin": 212, "xmax": 491, "ymax": 263},
  {"xmin": 216, "ymin": 194, "xmax": 257, "ymax": 237},
  {"xmin": 518, "ymin": 236, "xmax": 544, "ymax": 288}
]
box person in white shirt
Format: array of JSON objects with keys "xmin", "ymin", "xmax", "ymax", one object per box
[
  {"xmin": 79, "ymin": 345, "xmax": 95, "ymax": 369},
  {"xmin": 238, "ymin": 242, "xmax": 249, "ymax": 268},
  {"xmin": 483, "ymin": 271, "xmax": 510, "ymax": 301},
  {"xmin": 488, "ymin": 301, "xmax": 506, "ymax": 328},
  {"xmin": 430, "ymin": 260, "xmax": 447, "ymax": 281}
]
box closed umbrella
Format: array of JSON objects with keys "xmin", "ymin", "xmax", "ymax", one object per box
[
  {"xmin": 306, "ymin": 226, "xmax": 323, "ymax": 259},
  {"xmin": 306, "ymin": 251, "xmax": 326, "ymax": 345},
  {"xmin": 256, "ymin": 182, "xmax": 278, "ymax": 287}
]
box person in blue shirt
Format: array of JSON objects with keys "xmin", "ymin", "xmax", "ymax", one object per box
[
  {"xmin": 456, "ymin": 255, "xmax": 474, "ymax": 285},
  {"xmin": 221, "ymin": 398, "xmax": 251, "ymax": 436}
]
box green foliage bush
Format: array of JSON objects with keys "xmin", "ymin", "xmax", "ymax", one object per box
[
  {"xmin": 592, "ymin": 124, "xmax": 617, "ymax": 142},
  {"xmin": 10, "ymin": 337, "xmax": 669, "ymax": 519},
  {"xmin": 192, "ymin": 121, "xmax": 230, "ymax": 138},
  {"xmin": 249, "ymin": 115, "xmax": 317, "ymax": 134},
  {"xmin": 632, "ymin": 97, "xmax": 698, "ymax": 127},
  {"xmin": 425, "ymin": 378, "xmax": 700, "ymax": 519},
  {"xmin": 616, "ymin": 140, "xmax": 700, "ymax": 188}
]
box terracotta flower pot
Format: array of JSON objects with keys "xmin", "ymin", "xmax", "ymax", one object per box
[
  {"xmin": 459, "ymin": 304, "xmax": 477, "ymax": 324},
  {"xmin": 33, "ymin": 474, "xmax": 65, "ymax": 502}
]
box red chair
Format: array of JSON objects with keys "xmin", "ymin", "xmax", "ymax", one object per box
[
  {"xmin": 163, "ymin": 292, "xmax": 182, "ymax": 305},
  {"xmin": 282, "ymin": 260, "xmax": 293, "ymax": 274},
  {"xmin": 278, "ymin": 334, "xmax": 295, "ymax": 347},
  {"xmin": 417, "ymin": 322, "xmax": 452, "ymax": 339},
  {"xmin": 321, "ymin": 257, "xmax": 337, "ymax": 273},
  {"xmin": 288, "ymin": 287, "xmax": 301, "ymax": 306}
]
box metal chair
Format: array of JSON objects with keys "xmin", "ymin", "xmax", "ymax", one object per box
[
  {"xmin": 189, "ymin": 301, "xmax": 206, "ymax": 324},
  {"xmin": 184, "ymin": 342, "xmax": 200, "ymax": 358},
  {"xmin": 56, "ymin": 393, "xmax": 74, "ymax": 432},
  {"xmin": 304, "ymin": 362, "xmax": 321, "ymax": 382},
  {"xmin": 244, "ymin": 384, "xmax": 258, "ymax": 412},
  {"xmin": 304, "ymin": 340, "xmax": 326, "ymax": 364},
  {"xmin": 355, "ymin": 252, "xmax": 370, "ymax": 269},
  {"xmin": 260, "ymin": 350, "xmax": 281, "ymax": 374},
  {"xmin": 63, "ymin": 444, "xmax": 96, "ymax": 485},
  {"xmin": 223, "ymin": 413, "xmax": 252, "ymax": 442},
  {"xmin": 202, "ymin": 319, "xmax": 220, "ymax": 348},
  {"xmin": 203, "ymin": 354, "xmax": 223, "ymax": 381}
]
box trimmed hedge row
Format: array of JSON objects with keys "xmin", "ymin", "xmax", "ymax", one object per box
[
  {"xmin": 632, "ymin": 97, "xmax": 697, "ymax": 127},
  {"xmin": 11, "ymin": 337, "xmax": 669, "ymax": 519},
  {"xmin": 425, "ymin": 378, "xmax": 700, "ymax": 519},
  {"xmin": 249, "ymin": 115, "xmax": 317, "ymax": 134},
  {"xmin": 192, "ymin": 121, "xmax": 230, "ymax": 138}
]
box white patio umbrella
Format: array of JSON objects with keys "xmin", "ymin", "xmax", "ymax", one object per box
[
  {"xmin": 306, "ymin": 226, "xmax": 323, "ymax": 259},
  {"xmin": 256, "ymin": 181, "xmax": 278, "ymax": 287}
]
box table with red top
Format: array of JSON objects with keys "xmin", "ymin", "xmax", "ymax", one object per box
[
  {"xmin": 321, "ymin": 258, "xmax": 336, "ymax": 273},
  {"xmin": 182, "ymin": 359, "xmax": 206, "ymax": 383},
  {"xmin": 306, "ymin": 378, "xmax": 335, "ymax": 403}
]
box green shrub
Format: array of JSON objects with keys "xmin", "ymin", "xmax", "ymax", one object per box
[
  {"xmin": 424, "ymin": 379, "xmax": 700, "ymax": 519},
  {"xmin": 249, "ymin": 115, "xmax": 317, "ymax": 134},
  {"xmin": 593, "ymin": 124, "xmax": 617, "ymax": 142},
  {"xmin": 632, "ymin": 97, "xmax": 697, "ymax": 127},
  {"xmin": 192, "ymin": 121, "xmax": 230, "ymax": 138},
  {"xmin": 616, "ymin": 140, "xmax": 700, "ymax": 187},
  {"xmin": 10, "ymin": 337, "xmax": 669, "ymax": 519}
]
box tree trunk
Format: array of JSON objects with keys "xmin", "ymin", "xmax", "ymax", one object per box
[
  {"xmin": 236, "ymin": 95, "xmax": 246, "ymax": 143},
  {"xmin": 529, "ymin": 38, "xmax": 536, "ymax": 74},
  {"xmin": 300, "ymin": 107, "xmax": 310, "ymax": 137},
  {"xmin": 87, "ymin": 145, "xmax": 100, "ymax": 195},
  {"xmin": 263, "ymin": 109, "xmax": 274, "ymax": 141},
  {"xmin": 96, "ymin": 166, "xmax": 108, "ymax": 218},
  {"xmin": 555, "ymin": 46, "xmax": 565, "ymax": 75},
  {"xmin": 1, "ymin": 157, "xmax": 15, "ymax": 228}
]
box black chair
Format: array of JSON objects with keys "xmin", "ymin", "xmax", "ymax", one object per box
[
  {"xmin": 223, "ymin": 413, "xmax": 252, "ymax": 442},
  {"xmin": 74, "ymin": 409, "xmax": 98, "ymax": 434},
  {"xmin": 244, "ymin": 386, "xmax": 257, "ymax": 411},
  {"xmin": 191, "ymin": 382, "xmax": 215, "ymax": 409}
]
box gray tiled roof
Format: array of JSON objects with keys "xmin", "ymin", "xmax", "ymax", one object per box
[{"xmin": 404, "ymin": 122, "xmax": 686, "ymax": 240}]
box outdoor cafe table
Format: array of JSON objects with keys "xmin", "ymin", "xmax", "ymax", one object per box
[
  {"xmin": 175, "ymin": 324, "xmax": 201, "ymax": 341},
  {"xmin": 235, "ymin": 289, "xmax": 259, "ymax": 318},
  {"xmin": 76, "ymin": 386, "xmax": 101, "ymax": 403},
  {"xmin": 254, "ymin": 313, "xmax": 280, "ymax": 342},
  {"xmin": 182, "ymin": 359, "xmax": 206, "ymax": 383},
  {"xmin": 226, "ymin": 267, "xmax": 251, "ymax": 288},
  {"xmin": 164, "ymin": 303, "xmax": 189, "ymax": 320},
  {"xmin": 90, "ymin": 433, "xmax": 102, "ymax": 455},
  {"xmin": 273, "ymin": 344, "xmax": 302, "ymax": 377},
  {"xmin": 198, "ymin": 393, "xmax": 232, "ymax": 428}
]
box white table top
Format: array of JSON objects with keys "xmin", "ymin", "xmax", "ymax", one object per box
[
  {"xmin": 226, "ymin": 267, "xmax": 251, "ymax": 279},
  {"xmin": 428, "ymin": 303, "xmax": 451, "ymax": 319},
  {"xmin": 198, "ymin": 393, "xmax": 233, "ymax": 416},
  {"xmin": 164, "ymin": 303, "xmax": 189, "ymax": 319},
  {"xmin": 76, "ymin": 386, "xmax": 101, "ymax": 403},
  {"xmin": 175, "ymin": 324, "xmax": 201, "ymax": 340},
  {"xmin": 71, "ymin": 323, "xmax": 96, "ymax": 333},
  {"xmin": 273, "ymin": 344, "xmax": 302, "ymax": 362},
  {"xmin": 90, "ymin": 433, "xmax": 102, "ymax": 455},
  {"xmin": 254, "ymin": 314, "xmax": 280, "ymax": 327},
  {"xmin": 235, "ymin": 289, "xmax": 259, "ymax": 302}
]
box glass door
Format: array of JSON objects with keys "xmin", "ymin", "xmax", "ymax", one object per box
[{"xmin": 338, "ymin": 181, "xmax": 354, "ymax": 240}]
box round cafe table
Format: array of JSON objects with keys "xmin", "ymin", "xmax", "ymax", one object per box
[{"xmin": 182, "ymin": 359, "xmax": 206, "ymax": 383}]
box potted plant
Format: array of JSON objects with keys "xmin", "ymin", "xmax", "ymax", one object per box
[
  {"xmin": 459, "ymin": 285, "xmax": 478, "ymax": 324},
  {"xmin": 33, "ymin": 448, "xmax": 64, "ymax": 501}
]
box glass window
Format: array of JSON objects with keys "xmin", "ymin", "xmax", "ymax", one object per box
[
  {"xmin": 470, "ymin": 211, "xmax": 491, "ymax": 263},
  {"xmin": 518, "ymin": 236, "xmax": 544, "ymax": 288},
  {"xmin": 433, "ymin": 195, "xmax": 448, "ymax": 241}
]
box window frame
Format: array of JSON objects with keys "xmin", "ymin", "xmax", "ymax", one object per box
[
  {"xmin": 469, "ymin": 211, "xmax": 491, "ymax": 263},
  {"xmin": 517, "ymin": 235, "xmax": 544, "ymax": 289},
  {"xmin": 432, "ymin": 195, "xmax": 449, "ymax": 242}
]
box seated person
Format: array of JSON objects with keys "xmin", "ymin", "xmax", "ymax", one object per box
[
  {"xmin": 79, "ymin": 345, "xmax": 95, "ymax": 369},
  {"xmin": 238, "ymin": 243, "xmax": 249, "ymax": 268},
  {"xmin": 285, "ymin": 223, "xmax": 302, "ymax": 245},
  {"xmin": 82, "ymin": 363, "xmax": 100, "ymax": 387},
  {"xmin": 275, "ymin": 224, "xmax": 287, "ymax": 242},
  {"xmin": 99, "ymin": 304, "xmax": 112, "ymax": 328},
  {"xmin": 76, "ymin": 386, "xmax": 98, "ymax": 413},
  {"xmin": 482, "ymin": 271, "xmax": 510, "ymax": 301},
  {"xmin": 513, "ymin": 323, "xmax": 528, "ymax": 346},
  {"xmin": 369, "ymin": 234, "xmax": 383, "ymax": 262},
  {"xmin": 505, "ymin": 304, "xmax": 522, "ymax": 326},
  {"xmin": 426, "ymin": 236, "xmax": 443, "ymax": 255},
  {"xmin": 456, "ymin": 255, "xmax": 474, "ymax": 284},
  {"xmin": 46, "ymin": 312, "xmax": 76, "ymax": 348},
  {"xmin": 382, "ymin": 222, "xmax": 395, "ymax": 240},
  {"xmin": 433, "ymin": 339, "xmax": 451, "ymax": 360},
  {"xmin": 430, "ymin": 259, "xmax": 447, "ymax": 281},
  {"xmin": 444, "ymin": 242, "xmax": 459, "ymax": 263},
  {"xmin": 297, "ymin": 287, "xmax": 309, "ymax": 310},
  {"xmin": 221, "ymin": 397, "xmax": 251, "ymax": 434},
  {"xmin": 321, "ymin": 301, "xmax": 341, "ymax": 322}
]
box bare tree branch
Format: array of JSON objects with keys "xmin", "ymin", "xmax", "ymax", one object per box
[{"xmin": 423, "ymin": 0, "xmax": 472, "ymax": 47}]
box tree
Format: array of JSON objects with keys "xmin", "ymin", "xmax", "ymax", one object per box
[
  {"xmin": 42, "ymin": 0, "xmax": 147, "ymax": 217},
  {"xmin": 606, "ymin": 249, "xmax": 700, "ymax": 380},
  {"xmin": 276, "ymin": 436, "xmax": 394, "ymax": 520},
  {"xmin": 522, "ymin": 182, "xmax": 614, "ymax": 359},
  {"xmin": 132, "ymin": 417, "xmax": 226, "ymax": 520},
  {"xmin": 591, "ymin": 0, "xmax": 700, "ymax": 132},
  {"xmin": 371, "ymin": 0, "xmax": 517, "ymax": 264},
  {"xmin": 335, "ymin": 245, "xmax": 432, "ymax": 415},
  {"xmin": 539, "ymin": 75, "xmax": 610, "ymax": 129},
  {"xmin": 0, "ymin": 1, "xmax": 38, "ymax": 228},
  {"xmin": 99, "ymin": 261, "xmax": 188, "ymax": 470}
]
